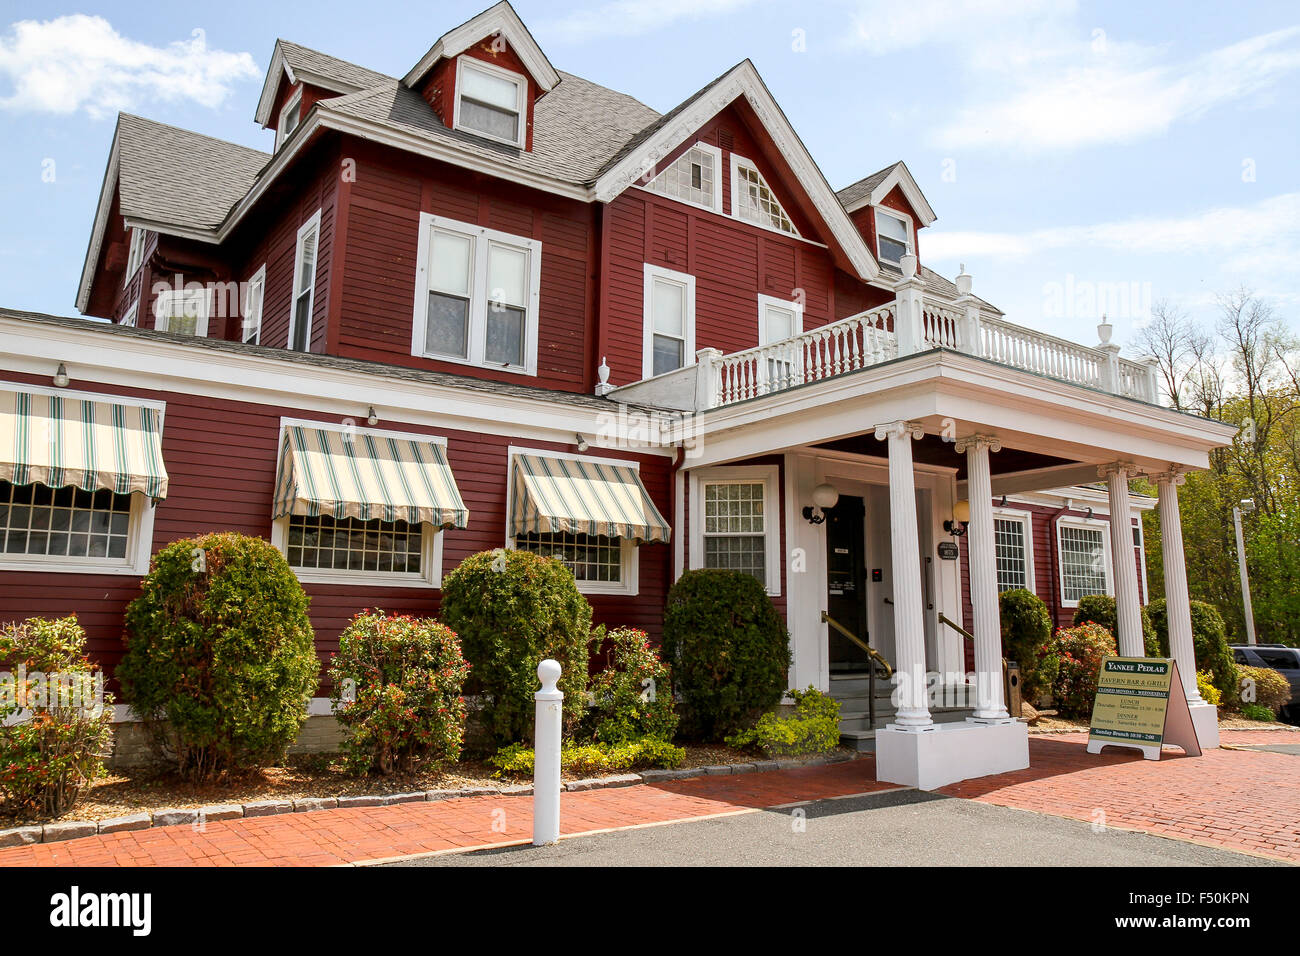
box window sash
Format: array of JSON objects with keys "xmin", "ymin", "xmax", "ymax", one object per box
[
  {"xmin": 1059, "ymin": 525, "xmax": 1108, "ymax": 602},
  {"xmin": 701, "ymin": 481, "xmax": 767, "ymax": 584},
  {"xmin": 289, "ymin": 212, "xmax": 320, "ymax": 352},
  {"xmin": 875, "ymin": 208, "xmax": 911, "ymax": 264},
  {"xmin": 243, "ymin": 268, "xmax": 265, "ymax": 344},
  {"xmin": 285, "ymin": 514, "xmax": 423, "ymax": 575},
  {"xmin": 124, "ymin": 228, "xmax": 146, "ymax": 285},
  {"xmin": 456, "ymin": 60, "xmax": 524, "ymax": 145},
  {"xmin": 731, "ymin": 157, "xmax": 797, "ymax": 235},
  {"xmin": 515, "ymin": 531, "xmax": 623, "ymax": 584},
  {"xmin": 994, "ymin": 517, "xmax": 1029, "ymax": 592},
  {"xmin": 155, "ymin": 288, "xmax": 209, "ymax": 336},
  {"xmin": 645, "ymin": 143, "xmax": 720, "ymax": 212}
]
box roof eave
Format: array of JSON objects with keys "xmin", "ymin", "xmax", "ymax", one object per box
[
  {"xmin": 254, "ymin": 41, "xmax": 295, "ymax": 127},
  {"xmin": 75, "ymin": 125, "xmax": 122, "ymax": 314},
  {"xmin": 401, "ymin": 1, "xmax": 560, "ymax": 92}
]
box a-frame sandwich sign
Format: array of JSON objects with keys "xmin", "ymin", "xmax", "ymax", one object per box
[{"xmin": 1086, "ymin": 657, "xmax": 1202, "ymax": 760}]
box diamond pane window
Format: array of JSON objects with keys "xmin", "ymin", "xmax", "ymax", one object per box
[{"xmin": 733, "ymin": 158, "xmax": 797, "ymax": 235}]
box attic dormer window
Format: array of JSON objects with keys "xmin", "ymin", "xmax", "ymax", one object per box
[
  {"xmin": 455, "ymin": 58, "xmax": 525, "ymax": 147},
  {"xmin": 276, "ymin": 87, "xmax": 302, "ymax": 150},
  {"xmin": 875, "ymin": 207, "xmax": 912, "ymax": 265}
]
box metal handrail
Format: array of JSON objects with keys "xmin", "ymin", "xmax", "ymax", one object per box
[
  {"xmin": 939, "ymin": 612, "xmax": 974, "ymax": 642},
  {"xmin": 821, "ymin": 611, "xmax": 893, "ymax": 678}
]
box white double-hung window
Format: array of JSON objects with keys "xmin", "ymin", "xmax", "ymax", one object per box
[
  {"xmin": 642, "ymin": 263, "xmax": 696, "ymax": 379},
  {"xmin": 993, "ymin": 509, "xmax": 1035, "ymax": 593},
  {"xmin": 412, "ymin": 213, "xmax": 541, "ymax": 375},
  {"xmin": 454, "ymin": 58, "xmax": 526, "ymax": 147},
  {"xmin": 1057, "ymin": 518, "xmax": 1111, "ymax": 607},
  {"xmin": 287, "ymin": 210, "xmax": 321, "ymax": 352},
  {"xmin": 757, "ymin": 294, "xmax": 803, "ymax": 390},
  {"xmin": 689, "ymin": 465, "xmax": 781, "ymax": 596},
  {"xmin": 875, "ymin": 208, "xmax": 912, "ymax": 265},
  {"xmin": 124, "ymin": 227, "xmax": 147, "ymax": 286}
]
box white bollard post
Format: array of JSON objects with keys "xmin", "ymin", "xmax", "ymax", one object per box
[{"xmin": 532, "ymin": 659, "xmax": 563, "ymax": 846}]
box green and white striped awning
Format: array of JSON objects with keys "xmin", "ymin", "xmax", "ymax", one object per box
[
  {"xmin": 273, "ymin": 425, "xmax": 469, "ymax": 528},
  {"xmin": 510, "ymin": 453, "xmax": 670, "ymax": 544},
  {"xmin": 0, "ymin": 389, "xmax": 168, "ymax": 498}
]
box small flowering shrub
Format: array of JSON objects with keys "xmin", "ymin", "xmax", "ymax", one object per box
[
  {"xmin": 329, "ymin": 610, "xmax": 470, "ymax": 776},
  {"xmin": 584, "ymin": 626, "xmax": 677, "ymax": 744},
  {"xmin": 725, "ymin": 687, "xmax": 840, "ymax": 757},
  {"xmin": 1051, "ymin": 622, "xmax": 1117, "ymax": 718},
  {"xmin": 1196, "ymin": 671, "xmax": 1222, "ymax": 708},
  {"xmin": 1072, "ymin": 595, "xmax": 1159, "ymax": 657},
  {"xmin": 488, "ymin": 737, "xmax": 685, "ymax": 779},
  {"xmin": 0, "ymin": 616, "xmax": 113, "ymax": 817},
  {"xmin": 1233, "ymin": 665, "xmax": 1291, "ymax": 716},
  {"xmin": 998, "ymin": 589, "xmax": 1058, "ymax": 700}
]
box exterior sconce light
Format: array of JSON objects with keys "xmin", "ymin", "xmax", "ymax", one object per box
[
  {"xmin": 576, "ymin": 434, "xmax": 589, "ymax": 452},
  {"xmin": 944, "ymin": 498, "xmax": 971, "ymax": 536},
  {"xmin": 802, "ymin": 483, "xmax": 839, "ymax": 524},
  {"xmin": 53, "ymin": 363, "xmax": 70, "ymax": 388},
  {"xmin": 366, "ymin": 407, "xmax": 379, "ymax": 426}
]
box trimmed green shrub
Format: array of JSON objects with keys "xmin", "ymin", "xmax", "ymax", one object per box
[
  {"xmin": 0, "ymin": 616, "xmax": 114, "ymax": 817},
  {"xmin": 1147, "ymin": 598, "xmax": 1238, "ymax": 704},
  {"xmin": 725, "ymin": 686, "xmax": 840, "ymax": 757},
  {"xmin": 488, "ymin": 736, "xmax": 686, "ymax": 779},
  {"xmin": 328, "ymin": 610, "xmax": 470, "ymax": 776},
  {"xmin": 440, "ymin": 549, "xmax": 591, "ymax": 747},
  {"xmin": 662, "ymin": 569, "xmax": 790, "ymax": 741},
  {"xmin": 998, "ymin": 589, "xmax": 1059, "ymax": 700},
  {"xmin": 1233, "ymin": 665, "xmax": 1291, "ymax": 716},
  {"xmin": 1196, "ymin": 671, "xmax": 1222, "ymax": 708},
  {"xmin": 1051, "ymin": 622, "xmax": 1117, "ymax": 718},
  {"xmin": 1072, "ymin": 595, "xmax": 1159, "ymax": 656},
  {"xmin": 119, "ymin": 532, "xmax": 319, "ymax": 781},
  {"xmin": 585, "ymin": 626, "xmax": 677, "ymax": 744},
  {"xmin": 1240, "ymin": 703, "xmax": 1277, "ymax": 722}
]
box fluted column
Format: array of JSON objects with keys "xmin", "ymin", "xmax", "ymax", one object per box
[
  {"xmin": 1155, "ymin": 470, "xmax": 1203, "ymax": 702},
  {"xmin": 957, "ymin": 434, "xmax": 1009, "ymax": 720},
  {"xmin": 875, "ymin": 420, "xmax": 933, "ymax": 730},
  {"xmin": 1100, "ymin": 462, "xmax": 1144, "ymax": 656}
]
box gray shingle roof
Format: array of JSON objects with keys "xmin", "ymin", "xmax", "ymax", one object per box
[
  {"xmin": 836, "ymin": 162, "xmax": 901, "ymax": 209},
  {"xmin": 116, "ymin": 114, "xmax": 268, "ymax": 230},
  {"xmin": 318, "ymin": 70, "xmax": 660, "ymax": 185},
  {"xmin": 276, "ymin": 39, "xmax": 396, "ymax": 92}
]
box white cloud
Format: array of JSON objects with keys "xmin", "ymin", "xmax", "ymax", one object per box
[
  {"xmin": 0, "ymin": 15, "xmax": 258, "ymax": 119},
  {"xmin": 846, "ymin": 0, "xmax": 1076, "ymax": 57},
  {"xmin": 540, "ymin": 0, "xmax": 761, "ymax": 43},
  {"xmin": 924, "ymin": 192, "xmax": 1300, "ymax": 264}
]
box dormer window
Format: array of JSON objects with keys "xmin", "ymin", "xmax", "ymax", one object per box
[
  {"xmin": 455, "ymin": 58, "xmax": 526, "ymax": 147},
  {"xmin": 875, "ymin": 207, "xmax": 912, "ymax": 265},
  {"xmin": 276, "ymin": 87, "xmax": 302, "ymax": 150}
]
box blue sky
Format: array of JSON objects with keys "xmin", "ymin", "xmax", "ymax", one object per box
[{"xmin": 1, "ymin": 0, "xmax": 1297, "ymax": 354}]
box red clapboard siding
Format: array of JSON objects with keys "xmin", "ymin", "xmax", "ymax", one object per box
[{"xmin": 0, "ymin": 370, "xmax": 672, "ymax": 685}]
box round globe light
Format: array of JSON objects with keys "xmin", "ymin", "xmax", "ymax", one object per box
[
  {"xmin": 812, "ymin": 483, "xmax": 839, "ymax": 510},
  {"xmin": 952, "ymin": 499, "xmax": 971, "ymax": 523}
]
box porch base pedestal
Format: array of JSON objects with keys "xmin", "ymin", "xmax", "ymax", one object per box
[
  {"xmin": 876, "ymin": 720, "xmax": 1029, "ymax": 791},
  {"xmin": 1188, "ymin": 702, "xmax": 1221, "ymax": 750}
]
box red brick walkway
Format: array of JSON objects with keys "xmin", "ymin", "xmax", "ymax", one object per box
[{"xmin": 1, "ymin": 729, "xmax": 1296, "ymax": 866}]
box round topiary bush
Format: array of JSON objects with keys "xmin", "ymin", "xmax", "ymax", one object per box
[
  {"xmin": 440, "ymin": 549, "xmax": 591, "ymax": 747},
  {"xmin": 584, "ymin": 625, "xmax": 678, "ymax": 744},
  {"xmin": 1233, "ymin": 665, "xmax": 1291, "ymax": 716},
  {"xmin": 1051, "ymin": 621, "xmax": 1117, "ymax": 719},
  {"xmin": 328, "ymin": 610, "xmax": 471, "ymax": 776},
  {"xmin": 998, "ymin": 589, "xmax": 1058, "ymax": 701},
  {"xmin": 119, "ymin": 532, "xmax": 319, "ymax": 781},
  {"xmin": 662, "ymin": 569, "xmax": 790, "ymax": 741},
  {"xmin": 1147, "ymin": 598, "xmax": 1238, "ymax": 703},
  {"xmin": 1072, "ymin": 594, "xmax": 1159, "ymax": 656}
]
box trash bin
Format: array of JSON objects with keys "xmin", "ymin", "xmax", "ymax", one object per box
[{"xmin": 1003, "ymin": 660, "xmax": 1022, "ymax": 717}]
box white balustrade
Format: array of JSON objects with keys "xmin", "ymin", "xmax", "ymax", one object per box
[
  {"xmin": 978, "ymin": 316, "xmax": 1105, "ymax": 390},
  {"xmin": 921, "ymin": 302, "xmax": 962, "ymax": 350}
]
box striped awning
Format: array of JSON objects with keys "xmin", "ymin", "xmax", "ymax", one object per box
[
  {"xmin": 511, "ymin": 453, "xmax": 670, "ymax": 544},
  {"xmin": 273, "ymin": 425, "xmax": 468, "ymax": 528},
  {"xmin": 0, "ymin": 389, "xmax": 168, "ymax": 498}
]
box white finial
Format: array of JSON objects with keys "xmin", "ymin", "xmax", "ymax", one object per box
[
  {"xmin": 597, "ymin": 356, "xmax": 609, "ymax": 385},
  {"xmin": 537, "ymin": 659, "xmax": 562, "ymax": 694},
  {"xmin": 1097, "ymin": 313, "xmax": 1113, "ymax": 345}
]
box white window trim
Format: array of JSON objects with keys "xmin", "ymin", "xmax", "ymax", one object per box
[
  {"xmin": 269, "ymin": 418, "xmax": 449, "ymax": 588},
  {"xmin": 0, "ymin": 381, "xmax": 163, "ymax": 576},
  {"xmin": 410, "ymin": 212, "xmax": 541, "ymax": 376},
  {"xmin": 756, "ymin": 293, "xmax": 804, "ymax": 345},
  {"xmin": 123, "ymin": 227, "xmax": 146, "ymax": 287},
  {"xmin": 243, "ymin": 263, "xmax": 267, "ymax": 345},
  {"xmin": 154, "ymin": 286, "xmax": 212, "ymax": 337},
  {"xmin": 874, "ymin": 206, "xmax": 914, "ymax": 264},
  {"xmin": 276, "ymin": 86, "xmax": 303, "ymax": 151},
  {"xmin": 689, "ymin": 464, "xmax": 781, "ymax": 597},
  {"xmin": 453, "ymin": 56, "xmax": 527, "ymax": 149},
  {"xmin": 505, "ymin": 446, "xmax": 639, "ymax": 596},
  {"xmin": 1055, "ymin": 515, "xmax": 1113, "ymax": 609},
  {"xmin": 992, "ymin": 506, "xmax": 1035, "ymax": 596},
  {"xmin": 642, "ymin": 263, "xmax": 696, "ymax": 380},
  {"xmin": 729, "ymin": 153, "xmax": 800, "ymax": 239},
  {"xmin": 638, "ymin": 141, "xmax": 724, "ymax": 215},
  {"xmin": 120, "ymin": 300, "xmax": 138, "ymax": 327},
  {"xmin": 1134, "ymin": 517, "xmax": 1150, "ymax": 605},
  {"xmin": 287, "ymin": 209, "xmax": 322, "ymax": 352}
]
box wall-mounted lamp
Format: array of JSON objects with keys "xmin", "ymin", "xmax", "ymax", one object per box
[
  {"xmin": 944, "ymin": 498, "xmax": 970, "ymax": 536},
  {"xmin": 575, "ymin": 433, "xmax": 589, "ymax": 452},
  {"xmin": 53, "ymin": 363, "xmax": 70, "ymax": 388},
  {"xmin": 802, "ymin": 483, "xmax": 839, "ymax": 524},
  {"xmin": 366, "ymin": 406, "xmax": 379, "ymax": 426},
  {"xmin": 997, "ymin": 495, "xmax": 1007, "ymax": 508},
  {"xmin": 1083, "ymin": 507, "xmax": 1093, "ymax": 520}
]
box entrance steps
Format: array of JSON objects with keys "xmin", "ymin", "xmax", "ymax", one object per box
[{"xmin": 829, "ymin": 673, "xmax": 976, "ymax": 752}]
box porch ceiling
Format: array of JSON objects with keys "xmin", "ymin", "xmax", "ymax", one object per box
[{"xmin": 814, "ymin": 434, "xmax": 1072, "ymax": 481}]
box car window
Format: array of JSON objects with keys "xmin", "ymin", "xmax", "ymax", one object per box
[{"xmin": 1255, "ymin": 649, "xmax": 1299, "ymax": 670}]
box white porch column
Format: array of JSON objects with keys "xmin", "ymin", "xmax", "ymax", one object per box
[
  {"xmin": 956, "ymin": 434, "xmax": 1010, "ymax": 721},
  {"xmin": 874, "ymin": 420, "xmax": 932, "ymax": 730},
  {"xmin": 1155, "ymin": 470, "xmax": 1202, "ymax": 703},
  {"xmin": 1100, "ymin": 462, "xmax": 1144, "ymax": 656}
]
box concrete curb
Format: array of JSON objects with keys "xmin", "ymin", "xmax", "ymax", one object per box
[{"xmin": 0, "ymin": 750, "xmax": 862, "ymax": 846}]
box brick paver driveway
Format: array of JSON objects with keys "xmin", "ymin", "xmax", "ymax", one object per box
[{"xmin": 1, "ymin": 729, "xmax": 1295, "ymax": 866}]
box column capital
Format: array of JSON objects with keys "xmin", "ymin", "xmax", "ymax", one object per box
[
  {"xmin": 1150, "ymin": 465, "xmax": 1187, "ymax": 487},
  {"xmin": 1097, "ymin": 461, "xmax": 1137, "ymax": 480},
  {"xmin": 954, "ymin": 433, "xmax": 1002, "ymax": 454},
  {"xmin": 874, "ymin": 420, "xmax": 925, "ymax": 442}
]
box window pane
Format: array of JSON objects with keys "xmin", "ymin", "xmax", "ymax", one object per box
[
  {"xmin": 878, "ymin": 236, "xmax": 907, "ymax": 264},
  {"xmin": 0, "ymin": 480, "xmax": 132, "ymax": 561},
  {"xmin": 516, "ymin": 532, "xmax": 621, "ymax": 583},
  {"xmin": 735, "ymin": 163, "xmax": 796, "ymax": 234},
  {"xmin": 488, "ymin": 244, "xmax": 527, "ymax": 308},
  {"xmin": 459, "ymin": 99, "xmax": 519, "ymax": 141},
  {"xmin": 651, "ymin": 279, "xmax": 684, "ymax": 336},
  {"xmin": 431, "ymin": 231, "xmax": 472, "ymax": 296},
  {"xmin": 877, "ymin": 211, "xmax": 909, "ymax": 243},
  {"xmin": 287, "ymin": 514, "xmax": 421, "ymax": 574},
  {"xmin": 704, "ymin": 535, "xmax": 765, "ymax": 583},
  {"xmin": 426, "ymin": 292, "xmax": 470, "ymax": 358},
  {"xmin": 461, "ymin": 66, "xmax": 519, "ymax": 111},
  {"xmin": 297, "ymin": 229, "xmax": 317, "ymax": 294},
  {"xmin": 994, "ymin": 518, "xmax": 1027, "ymax": 592},
  {"xmin": 243, "ymin": 277, "xmax": 264, "ymax": 344},
  {"xmin": 486, "ymin": 305, "xmax": 525, "ymax": 367},
  {"xmin": 763, "ymin": 304, "xmax": 796, "ymax": 342},
  {"xmin": 1060, "ymin": 526, "xmax": 1107, "ymax": 602},
  {"xmin": 646, "ymin": 145, "xmax": 717, "ymax": 210},
  {"xmin": 292, "ymin": 294, "xmax": 311, "ymax": 351},
  {"xmin": 652, "ymin": 334, "xmax": 683, "ymax": 376}
]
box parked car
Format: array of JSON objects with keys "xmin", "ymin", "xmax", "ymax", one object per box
[{"xmin": 1231, "ymin": 644, "xmax": 1300, "ymax": 722}]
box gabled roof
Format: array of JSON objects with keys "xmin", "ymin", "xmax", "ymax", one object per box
[
  {"xmin": 592, "ymin": 60, "xmax": 882, "ymax": 283},
  {"xmin": 837, "ymin": 160, "xmax": 936, "ymax": 226},
  {"xmin": 76, "ymin": 114, "xmax": 270, "ymax": 312},
  {"xmin": 254, "ymin": 39, "xmax": 396, "ymax": 127},
  {"xmin": 402, "ymin": 1, "xmax": 560, "ymax": 93}
]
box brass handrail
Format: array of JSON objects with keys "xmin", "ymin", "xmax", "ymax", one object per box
[
  {"xmin": 821, "ymin": 611, "xmax": 893, "ymax": 678},
  {"xmin": 939, "ymin": 612, "xmax": 974, "ymax": 642}
]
